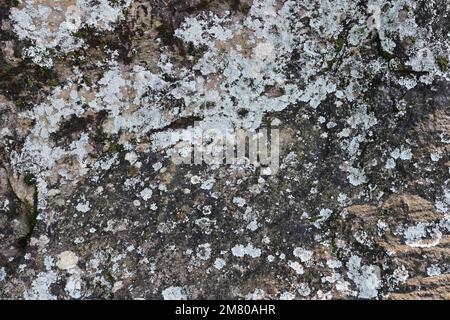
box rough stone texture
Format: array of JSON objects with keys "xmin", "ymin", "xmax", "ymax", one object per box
[{"xmin": 0, "ymin": 0, "xmax": 450, "ymax": 300}]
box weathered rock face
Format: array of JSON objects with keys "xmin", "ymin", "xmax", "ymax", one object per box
[{"xmin": 0, "ymin": 0, "xmax": 449, "ymax": 300}]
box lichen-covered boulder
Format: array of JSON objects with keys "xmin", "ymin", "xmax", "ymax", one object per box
[{"xmin": 0, "ymin": 0, "xmax": 449, "ymax": 300}]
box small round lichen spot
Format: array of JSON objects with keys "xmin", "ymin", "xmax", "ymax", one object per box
[
  {"xmin": 213, "ymin": 258, "xmax": 226, "ymax": 270},
  {"xmin": 56, "ymin": 251, "xmax": 79, "ymax": 270},
  {"xmin": 140, "ymin": 188, "xmax": 153, "ymax": 201}
]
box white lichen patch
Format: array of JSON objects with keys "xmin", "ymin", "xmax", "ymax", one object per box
[
  {"xmin": 162, "ymin": 286, "xmax": 188, "ymax": 300},
  {"xmin": 293, "ymin": 247, "xmax": 313, "ymax": 263},
  {"xmin": 288, "ymin": 260, "xmax": 304, "ymax": 275},
  {"xmin": 24, "ymin": 271, "xmax": 58, "ymax": 300},
  {"xmin": 139, "ymin": 188, "xmax": 153, "ymax": 201},
  {"xmin": 213, "ymin": 258, "xmax": 226, "ymax": 270},
  {"xmin": 10, "ymin": 0, "xmax": 132, "ymax": 67},
  {"xmin": 233, "ymin": 197, "xmax": 246, "ymax": 208},
  {"xmin": 231, "ymin": 243, "xmax": 262, "ymax": 258},
  {"xmin": 404, "ymin": 223, "xmax": 442, "ymax": 248},
  {"xmin": 56, "ymin": 251, "xmax": 79, "ymax": 270},
  {"xmin": 196, "ymin": 243, "xmax": 212, "ymax": 261},
  {"xmin": 279, "ymin": 292, "xmax": 296, "ymax": 300},
  {"xmin": 347, "ymin": 255, "xmax": 381, "ymax": 299},
  {"xmin": 0, "ymin": 267, "xmax": 6, "ymax": 282},
  {"xmin": 65, "ymin": 273, "xmax": 83, "ymax": 298},
  {"xmin": 75, "ymin": 201, "xmax": 91, "ymax": 213}
]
